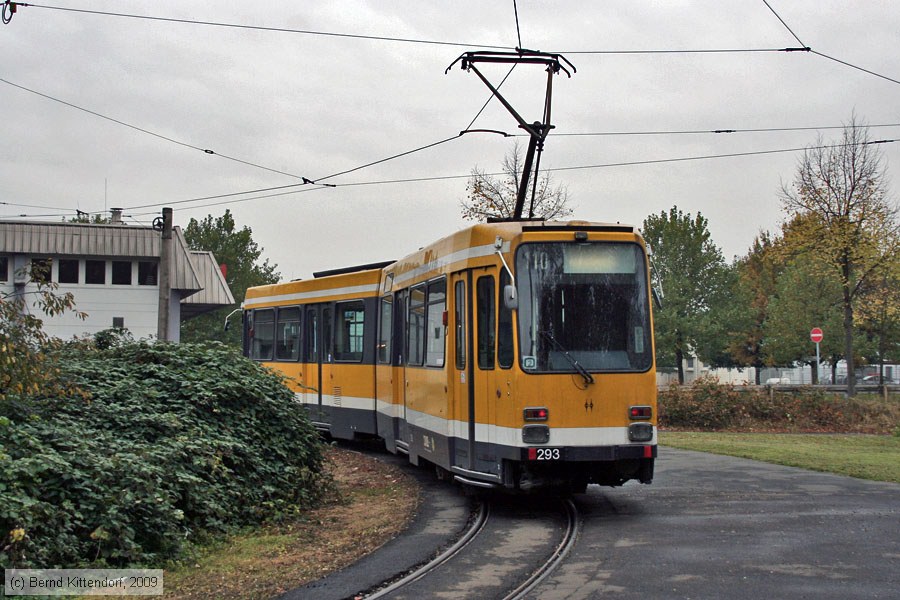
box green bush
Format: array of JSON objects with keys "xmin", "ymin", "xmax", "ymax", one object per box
[
  {"xmin": 659, "ymin": 376, "xmax": 900, "ymax": 433},
  {"xmin": 0, "ymin": 342, "xmax": 328, "ymax": 568}
]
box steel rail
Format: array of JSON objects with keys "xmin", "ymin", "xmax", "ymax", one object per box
[
  {"xmin": 364, "ymin": 500, "xmax": 491, "ymax": 599},
  {"xmin": 502, "ymin": 498, "xmax": 582, "ymax": 600}
]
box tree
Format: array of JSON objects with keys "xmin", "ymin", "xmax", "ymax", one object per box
[
  {"xmin": 855, "ymin": 239, "xmax": 900, "ymax": 382},
  {"xmin": 1, "ymin": 263, "xmax": 87, "ymax": 408},
  {"xmin": 641, "ymin": 206, "xmax": 728, "ymax": 383},
  {"xmin": 461, "ymin": 140, "xmax": 573, "ymax": 221},
  {"xmin": 763, "ymin": 253, "xmax": 847, "ymax": 383},
  {"xmin": 721, "ymin": 233, "xmax": 781, "ymax": 384},
  {"xmin": 779, "ymin": 116, "xmax": 900, "ymax": 395},
  {"xmin": 181, "ymin": 210, "xmax": 280, "ymax": 347}
]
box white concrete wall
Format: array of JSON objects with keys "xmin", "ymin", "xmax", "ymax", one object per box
[{"xmin": 1, "ymin": 257, "xmax": 164, "ymax": 341}]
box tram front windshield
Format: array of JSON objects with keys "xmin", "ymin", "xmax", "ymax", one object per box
[{"xmin": 515, "ymin": 242, "xmax": 652, "ymax": 373}]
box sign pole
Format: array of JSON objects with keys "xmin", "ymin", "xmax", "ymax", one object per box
[
  {"xmin": 810, "ymin": 327, "xmax": 824, "ymax": 384},
  {"xmin": 815, "ymin": 341, "xmax": 820, "ymax": 383}
]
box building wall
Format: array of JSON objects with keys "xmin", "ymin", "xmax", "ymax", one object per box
[{"xmin": 1, "ymin": 255, "xmax": 164, "ymax": 341}]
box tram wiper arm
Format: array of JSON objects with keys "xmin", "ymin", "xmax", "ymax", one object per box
[{"xmin": 540, "ymin": 330, "xmax": 594, "ymax": 385}]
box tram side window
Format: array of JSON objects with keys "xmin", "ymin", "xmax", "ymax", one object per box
[
  {"xmin": 454, "ymin": 281, "xmax": 466, "ymax": 370},
  {"xmin": 306, "ymin": 309, "xmax": 319, "ymax": 363},
  {"xmin": 275, "ymin": 307, "xmax": 301, "ymax": 361},
  {"xmin": 323, "ymin": 307, "xmax": 333, "ymax": 363},
  {"xmin": 378, "ymin": 296, "xmax": 392, "ymax": 364},
  {"xmin": 250, "ymin": 309, "xmax": 275, "ymax": 361},
  {"xmin": 335, "ymin": 301, "xmax": 365, "ymax": 362},
  {"xmin": 498, "ymin": 270, "xmax": 514, "ymax": 369},
  {"xmin": 425, "ymin": 279, "xmax": 446, "ymax": 367},
  {"xmin": 407, "ymin": 284, "xmax": 426, "ymax": 365},
  {"xmin": 477, "ymin": 276, "xmax": 495, "ymax": 370}
]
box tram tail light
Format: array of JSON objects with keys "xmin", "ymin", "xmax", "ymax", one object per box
[
  {"xmin": 629, "ymin": 406, "xmax": 652, "ymax": 420},
  {"xmin": 524, "ymin": 407, "xmax": 549, "ymax": 422}
]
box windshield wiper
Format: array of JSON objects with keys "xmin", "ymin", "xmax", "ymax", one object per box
[{"xmin": 540, "ymin": 330, "xmax": 594, "ymax": 385}]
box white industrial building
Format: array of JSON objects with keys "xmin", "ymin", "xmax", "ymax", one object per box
[{"xmin": 1, "ymin": 219, "xmax": 234, "ymax": 342}]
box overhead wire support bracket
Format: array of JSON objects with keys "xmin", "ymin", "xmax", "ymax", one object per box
[
  {"xmin": 2, "ymin": 0, "xmax": 20, "ymax": 24},
  {"xmin": 446, "ymin": 50, "xmax": 575, "ymax": 220}
]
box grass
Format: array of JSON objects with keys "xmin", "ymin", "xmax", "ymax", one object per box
[
  {"xmin": 660, "ymin": 431, "xmax": 900, "ymax": 484},
  {"xmin": 155, "ymin": 446, "xmax": 419, "ymax": 599}
]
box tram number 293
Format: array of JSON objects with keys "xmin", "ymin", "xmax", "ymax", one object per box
[{"xmin": 528, "ymin": 448, "xmax": 561, "ymax": 461}]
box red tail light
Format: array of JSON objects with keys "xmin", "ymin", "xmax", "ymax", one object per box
[
  {"xmin": 524, "ymin": 407, "xmax": 549, "ymax": 422},
  {"xmin": 629, "ymin": 406, "xmax": 652, "ymax": 420}
]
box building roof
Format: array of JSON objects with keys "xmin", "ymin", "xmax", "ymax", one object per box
[
  {"xmin": 181, "ymin": 251, "xmax": 236, "ymax": 318},
  {"xmin": 0, "ymin": 220, "xmax": 233, "ymax": 315}
]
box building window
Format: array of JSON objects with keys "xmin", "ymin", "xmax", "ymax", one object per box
[
  {"xmin": 334, "ymin": 301, "xmax": 365, "ymax": 362},
  {"xmin": 58, "ymin": 259, "xmax": 79, "ymax": 284},
  {"xmin": 250, "ymin": 309, "xmax": 274, "ymax": 361},
  {"xmin": 86, "ymin": 260, "xmax": 105, "ymax": 284},
  {"xmin": 425, "ymin": 279, "xmax": 446, "ymax": 367},
  {"xmin": 112, "ymin": 261, "xmax": 132, "ymax": 285},
  {"xmin": 112, "ymin": 317, "xmax": 125, "ymax": 329},
  {"xmin": 0, "ymin": 256, "xmax": 8, "ymax": 282},
  {"xmin": 275, "ymin": 307, "xmax": 301, "ymax": 361},
  {"xmin": 31, "ymin": 258, "xmax": 52, "ymax": 284},
  {"xmin": 138, "ymin": 261, "xmax": 157, "ymax": 285}
]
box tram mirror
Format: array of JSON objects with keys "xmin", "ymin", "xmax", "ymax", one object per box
[{"xmin": 503, "ymin": 284, "xmax": 518, "ymax": 310}]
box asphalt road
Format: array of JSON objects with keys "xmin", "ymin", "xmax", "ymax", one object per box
[
  {"xmin": 283, "ymin": 446, "xmax": 900, "ymax": 600},
  {"xmin": 532, "ymin": 448, "xmax": 900, "ymax": 599}
]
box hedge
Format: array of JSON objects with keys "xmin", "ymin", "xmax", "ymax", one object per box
[
  {"xmin": 1, "ymin": 341, "xmax": 328, "ymax": 568},
  {"xmin": 659, "ymin": 376, "xmax": 900, "ymax": 433}
]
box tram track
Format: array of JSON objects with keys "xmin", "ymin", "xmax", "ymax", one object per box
[
  {"xmin": 360, "ymin": 495, "xmax": 581, "ymax": 600},
  {"xmin": 364, "ymin": 500, "xmax": 491, "ymax": 599},
  {"xmin": 500, "ymin": 498, "xmax": 581, "ymax": 600}
]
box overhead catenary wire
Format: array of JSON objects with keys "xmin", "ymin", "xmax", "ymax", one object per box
[
  {"xmin": 329, "ymin": 139, "xmax": 899, "ymax": 186},
  {"xmin": 540, "ymin": 123, "xmax": 900, "ymax": 137},
  {"xmin": 758, "ymin": 0, "xmax": 900, "ymax": 87},
  {"xmin": 313, "ymin": 60, "xmax": 521, "ymax": 184},
  {"xmin": 10, "ymin": 2, "xmax": 512, "ymax": 50},
  {"xmin": 762, "ymin": 0, "xmax": 807, "ymax": 48},
  {"xmin": 5, "ymin": 3, "xmax": 898, "ymax": 218},
  {"xmin": 0, "ymin": 76, "xmax": 328, "ymax": 183},
  {"xmin": 512, "ymin": 0, "xmax": 523, "ymax": 49},
  {"xmin": 9, "ymin": 2, "xmax": 899, "ymax": 87},
  {"xmin": 810, "ymin": 51, "xmax": 900, "ymax": 87},
  {"xmin": 9, "ymin": 137, "xmax": 897, "ymax": 218}
]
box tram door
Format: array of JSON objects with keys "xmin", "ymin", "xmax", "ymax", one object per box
[
  {"xmin": 449, "ymin": 269, "xmax": 499, "ymax": 472},
  {"xmin": 474, "ymin": 271, "xmax": 499, "ymax": 464},
  {"xmin": 304, "ymin": 306, "xmax": 323, "ymax": 423},
  {"xmin": 449, "ymin": 272, "xmax": 471, "ymax": 469},
  {"xmin": 394, "ymin": 290, "xmax": 410, "ymax": 449}
]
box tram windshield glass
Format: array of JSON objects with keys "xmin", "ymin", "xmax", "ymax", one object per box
[{"xmin": 515, "ymin": 242, "xmax": 652, "ymax": 373}]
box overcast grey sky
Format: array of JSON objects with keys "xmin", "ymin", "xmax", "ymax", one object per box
[{"xmin": 2, "ymin": 1, "xmax": 898, "ymax": 280}]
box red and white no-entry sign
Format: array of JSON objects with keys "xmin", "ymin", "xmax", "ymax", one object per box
[{"xmin": 810, "ymin": 327, "xmax": 824, "ymax": 343}]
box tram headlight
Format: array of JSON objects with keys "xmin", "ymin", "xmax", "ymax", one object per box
[
  {"xmin": 522, "ymin": 425, "xmax": 550, "ymax": 444},
  {"xmin": 628, "ymin": 423, "xmax": 653, "ymax": 442}
]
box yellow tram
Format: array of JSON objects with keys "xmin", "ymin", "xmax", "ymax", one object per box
[{"xmin": 243, "ymin": 220, "xmax": 657, "ymax": 492}]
